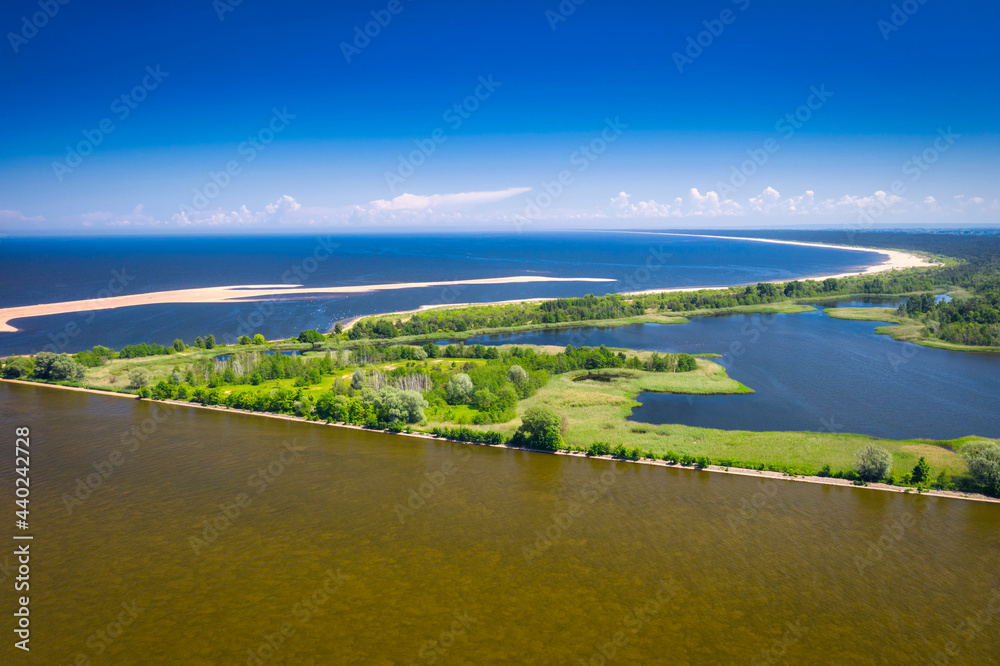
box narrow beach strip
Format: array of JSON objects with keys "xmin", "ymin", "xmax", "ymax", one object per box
[{"xmin": 2, "ymin": 378, "xmax": 995, "ymax": 505}]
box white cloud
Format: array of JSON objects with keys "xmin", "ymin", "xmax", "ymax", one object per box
[
  {"xmin": 16, "ymin": 184, "xmax": 998, "ymax": 231},
  {"xmin": 610, "ymin": 191, "xmax": 675, "ymax": 217},
  {"xmin": 0, "ymin": 209, "xmax": 45, "ymax": 226},
  {"xmin": 369, "ymin": 187, "xmax": 531, "ymax": 211},
  {"xmin": 607, "ymin": 186, "xmax": 998, "ymax": 221}
]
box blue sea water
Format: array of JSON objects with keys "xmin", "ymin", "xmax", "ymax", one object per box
[{"xmin": 0, "ymin": 232, "xmax": 880, "ymax": 355}]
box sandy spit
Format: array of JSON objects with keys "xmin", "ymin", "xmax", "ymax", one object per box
[
  {"xmin": 343, "ymin": 235, "xmax": 938, "ymax": 327},
  {"xmin": 0, "ymin": 275, "xmax": 615, "ymax": 333}
]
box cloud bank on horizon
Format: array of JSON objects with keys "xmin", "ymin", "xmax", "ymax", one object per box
[
  {"xmin": 5, "ymin": 185, "xmax": 993, "ymax": 232},
  {"xmin": 1, "ymin": 0, "xmax": 997, "ymax": 233}
]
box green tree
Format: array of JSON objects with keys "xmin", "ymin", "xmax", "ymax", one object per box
[
  {"xmin": 963, "ymin": 441, "xmax": 1000, "ymax": 492},
  {"xmin": 855, "ymin": 444, "xmax": 892, "ymax": 482},
  {"xmin": 470, "ymin": 388, "xmax": 496, "ymax": 412},
  {"xmin": 195, "ymin": 336, "xmax": 205, "ymax": 348},
  {"xmin": 676, "ymin": 354, "xmax": 697, "ymax": 372},
  {"xmin": 253, "ymin": 334, "xmax": 266, "ymax": 345},
  {"xmin": 298, "ymin": 329, "xmax": 324, "ymax": 344},
  {"xmin": 380, "ymin": 387, "xmax": 428, "ymax": 424},
  {"xmin": 127, "ymin": 367, "xmax": 151, "ymax": 390},
  {"xmin": 32, "ymin": 352, "xmax": 84, "ymax": 381},
  {"xmin": 351, "ymin": 368, "xmax": 366, "ymax": 390},
  {"xmin": 237, "ymin": 335, "xmax": 251, "ymax": 345},
  {"xmin": 172, "ymin": 338, "xmax": 186, "ymax": 352},
  {"xmin": 911, "ymin": 457, "xmax": 931, "ymax": 484},
  {"xmin": 2, "ymin": 357, "xmax": 34, "ymax": 379},
  {"xmin": 445, "ymin": 373, "xmax": 473, "ymax": 404},
  {"xmin": 514, "ymin": 406, "xmax": 563, "ymax": 451},
  {"xmin": 205, "ymin": 335, "xmax": 216, "ymax": 349},
  {"xmin": 507, "ymin": 364, "xmax": 528, "ymax": 385},
  {"xmin": 334, "ymin": 323, "xmax": 343, "ymax": 335}
]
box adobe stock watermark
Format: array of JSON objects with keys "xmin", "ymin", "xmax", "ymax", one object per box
[
  {"xmin": 37, "ymin": 267, "xmax": 135, "ymax": 354},
  {"xmin": 929, "ymin": 587, "xmax": 1000, "ymax": 665},
  {"xmin": 545, "ymin": 0, "xmax": 587, "ymax": 31},
  {"xmin": 728, "ymin": 311, "xmax": 778, "ymax": 359},
  {"xmin": 62, "ymin": 404, "xmax": 171, "ymax": 515},
  {"xmin": 878, "ymin": 0, "xmax": 930, "ymax": 41},
  {"xmin": 750, "ymin": 617, "xmax": 808, "ymax": 666},
  {"xmin": 340, "ymin": 0, "xmax": 408, "ymax": 63},
  {"xmin": 726, "ymin": 477, "xmax": 779, "ymax": 532},
  {"xmin": 188, "ymin": 440, "xmax": 302, "ymax": 555},
  {"xmin": 61, "ymin": 599, "xmax": 145, "ymax": 663},
  {"xmin": 853, "ymin": 511, "xmax": 916, "ymax": 574},
  {"xmin": 715, "ymin": 85, "xmax": 833, "ymax": 198},
  {"xmin": 672, "ymin": 0, "xmax": 752, "ymax": 73},
  {"xmin": 219, "ymin": 236, "xmax": 340, "ymax": 345},
  {"xmin": 847, "ymin": 127, "xmax": 959, "ymax": 239},
  {"xmin": 522, "ymin": 463, "xmax": 622, "ymax": 562},
  {"xmin": 413, "ymin": 611, "xmax": 478, "ymax": 665},
  {"xmin": 6, "ymin": 0, "xmax": 71, "ymax": 54},
  {"xmin": 180, "ymin": 107, "xmax": 295, "ymax": 215},
  {"xmin": 577, "ymin": 579, "xmax": 679, "ymax": 665},
  {"xmin": 242, "ymin": 568, "xmax": 346, "ymax": 665},
  {"xmin": 393, "ymin": 446, "xmax": 472, "ymax": 524},
  {"xmin": 213, "ymin": 0, "xmax": 245, "ymax": 21},
  {"xmin": 616, "ymin": 244, "xmax": 674, "ymax": 293},
  {"xmin": 51, "ymin": 66, "xmax": 169, "ymax": 182},
  {"xmin": 514, "ymin": 116, "xmax": 628, "ymax": 232},
  {"xmin": 385, "ymin": 75, "xmax": 502, "ymax": 192}
]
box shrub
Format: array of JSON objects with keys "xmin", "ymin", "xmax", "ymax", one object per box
[
  {"xmin": 127, "ymin": 367, "xmax": 151, "ymax": 390},
  {"xmin": 2, "ymin": 357, "xmax": 34, "ymax": 379},
  {"xmin": 507, "ymin": 364, "xmax": 528, "ymax": 385},
  {"xmin": 676, "ymin": 353, "xmax": 697, "ymax": 372},
  {"xmin": 911, "ymin": 457, "xmax": 931, "ymax": 484},
  {"xmin": 118, "ymin": 343, "xmax": 169, "ymax": 359},
  {"xmin": 445, "ymin": 373, "xmax": 474, "ymax": 404},
  {"xmin": 431, "ymin": 426, "xmax": 506, "ymax": 445},
  {"xmin": 854, "ymin": 444, "xmax": 892, "ymax": 482},
  {"xmin": 515, "ymin": 406, "xmax": 563, "ymax": 451},
  {"xmin": 963, "ymin": 441, "xmax": 1000, "ymax": 493},
  {"xmin": 351, "ymin": 368, "xmax": 366, "ymax": 390},
  {"xmin": 32, "ymin": 352, "xmax": 84, "ymax": 381},
  {"xmin": 298, "ymin": 329, "xmax": 324, "ymax": 344},
  {"xmin": 586, "ymin": 441, "xmax": 612, "ymax": 457}
]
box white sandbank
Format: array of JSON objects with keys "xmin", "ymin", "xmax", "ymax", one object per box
[{"xmin": 0, "ymin": 275, "xmax": 615, "ymax": 334}]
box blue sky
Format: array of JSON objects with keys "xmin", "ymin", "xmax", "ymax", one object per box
[{"xmin": 1, "ymin": 0, "xmax": 997, "ymax": 232}]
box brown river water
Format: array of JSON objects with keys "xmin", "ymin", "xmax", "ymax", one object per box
[{"xmin": 1, "ymin": 381, "xmax": 998, "ymax": 664}]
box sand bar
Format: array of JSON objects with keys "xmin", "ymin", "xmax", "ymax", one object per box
[{"xmin": 0, "ymin": 275, "xmax": 615, "ymax": 333}]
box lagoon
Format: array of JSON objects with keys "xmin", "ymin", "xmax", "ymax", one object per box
[
  {"xmin": 2, "ymin": 381, "xmax": 998, "ymax": 664},
  {"xmin": 464, "ymin": 309, "xmax": 1000, "ymax": 440}
]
